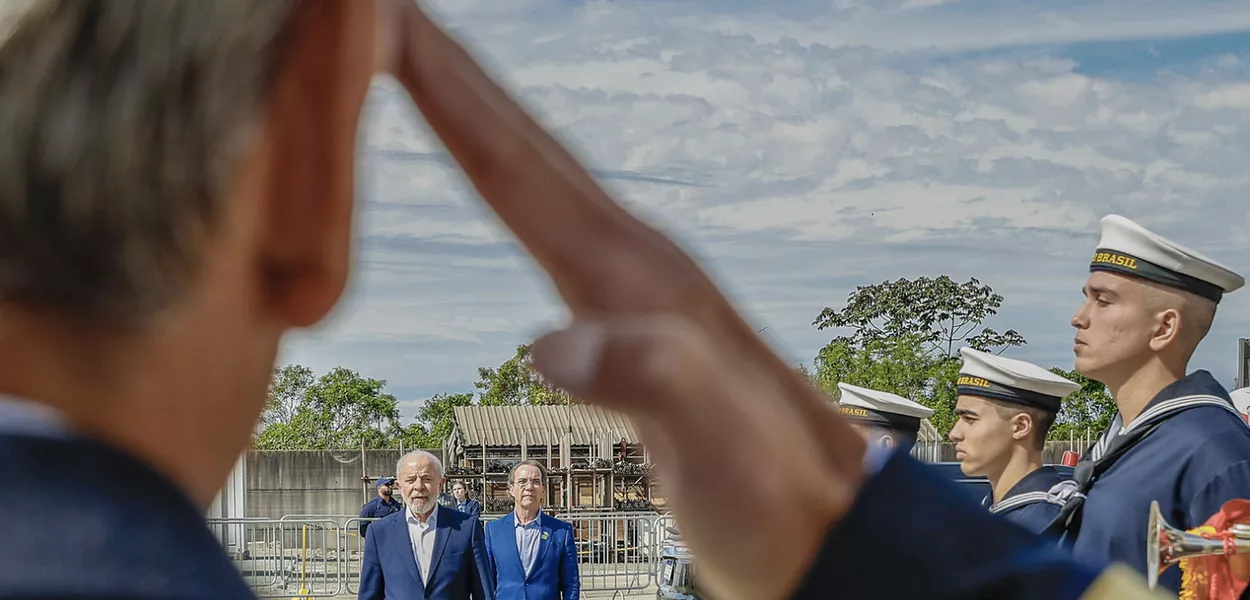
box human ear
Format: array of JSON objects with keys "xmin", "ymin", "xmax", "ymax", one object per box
[
  {"xmin": 1011, "ymin": 413, "xmax": 1032, "ymax": 442},
  {"xmin": 1148, "ymin": 308, "xmax": 1182, "ymax": 353}
]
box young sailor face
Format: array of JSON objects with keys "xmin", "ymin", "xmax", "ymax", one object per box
[
  {"xmin": 949, "ymin": 396, "xmax": 1015, "ymax": 477},
  {"xmin": 1071, "ymin": 271, "xmax": 1157, "ymax": 382}
]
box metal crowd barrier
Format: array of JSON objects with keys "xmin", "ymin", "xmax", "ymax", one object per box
[
  {"xmin": 205, "ymin": 518, "xmax": 343, "ymax": 598},
  {"xmin": 210, "ymin": 511, "xmax": 680, "ymax": 598}
]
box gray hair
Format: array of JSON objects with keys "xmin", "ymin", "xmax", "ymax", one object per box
[
  {"xmin": 0, "ymin": 0, "xmax": 299, "ymax": 325},
  {"xmin": 396, "ymin": 450, "xmax": 445, "ymax": 479},
  {"xmin": 508, "ymin": 460, "xmax": 548, "ymax": 484}
]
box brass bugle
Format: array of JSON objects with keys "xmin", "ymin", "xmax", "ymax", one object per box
[{"xmin": 1146, "ymin": 500, "xmax": 1250, "ymax": 589}]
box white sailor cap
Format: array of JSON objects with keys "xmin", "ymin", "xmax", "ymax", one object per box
[
  {"xmin": 956, "ymin": 347, "xmax": 1080, "ymax": 413},
  {"xmin": 1090, "ymin": 215, "xmax": 1244, "ymax": 303},
  {"xmin": 836, "ymin": 382, "xmax": 934, "ymax": 434},
  {"xmin": 1230, "ymin": 388, "xmax": 1250, "ymax": 415}
]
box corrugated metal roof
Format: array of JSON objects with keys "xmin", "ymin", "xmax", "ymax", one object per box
[{"xmin": 451, "ymin": 405, "xmax": 640, "ymax": 446}]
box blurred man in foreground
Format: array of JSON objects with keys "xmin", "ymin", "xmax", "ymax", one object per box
[{"xmin": 0, "ymin": 1, "xmax": 1180, "ymax": 598}]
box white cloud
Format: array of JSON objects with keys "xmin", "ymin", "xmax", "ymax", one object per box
[{"xmin": 279, "ymin": 0, "xmax": 1250, "ymax": 420}]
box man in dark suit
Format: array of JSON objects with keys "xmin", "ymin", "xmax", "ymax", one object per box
[
  {"xmin": 358, "ymin": 451, "xmax": 494, "ymax": 600},
  {"xmin": 484, "ymin": 461, "xmax": 579, "ymax": 600},
  {"xmin": 450, "ymin": 481, "xmax": 482, "ymax": 519}
]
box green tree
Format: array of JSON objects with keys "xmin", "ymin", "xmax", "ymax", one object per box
[
  {"xmin": 475, "ymin": 344, "xmax": 574, "ymax": 406},
  {"xmin": 811, "ymin": 276, "xmax": 1026, "ymax": 432},
  {"xmin": 254, "ymin": 366, "xmax": 404, "ymax": 449},
  {"xmin": 813, "ymin": 276, "xmax": 1025, "ymax": 358},
  {"xmin": 411, "ymin": 392, "xmax": 475, "ymax": 447},
  {"xmin": 814, "ymin": 333, "xmax": 935, "ymax": 400},
  {"xmin": 1047, "ymin": 367, "xmax": 1117, "ymax": 441},
  {"xmin": 261, "ymin": 364, "xmax": 314, "ymax": 429}
]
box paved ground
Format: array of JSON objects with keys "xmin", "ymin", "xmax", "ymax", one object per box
[{"xmin": 244, "ymin": 563, "xmax": 656, "ymax": 599}]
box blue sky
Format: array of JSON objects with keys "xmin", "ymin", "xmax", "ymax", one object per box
[{"xmin": 278, "ymin": 0, "xmax": 1250, "ymax": 422}]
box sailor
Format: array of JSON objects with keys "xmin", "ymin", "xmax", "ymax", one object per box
[
  {"xmin": 947, "ymin": 347, "xmax": 1080, "ymax": 534},
  {"xmin": 836, "ymin": 383, "xmax": 934, "ymax": 452},
  {"xmin": 1045, "ymin": 215, "xmax": 1250, "ymax": 592}
]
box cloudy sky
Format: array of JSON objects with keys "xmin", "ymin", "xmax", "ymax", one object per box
[{"xmin": 278, "ymin": 0, "xmax": 1250, "ymax": 421}]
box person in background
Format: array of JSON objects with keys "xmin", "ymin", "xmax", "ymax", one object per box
[
  {"xmin": 451, "ymin": 481, "xmax": 482, "ymax": 518},
  {"xmin": 947, "ymin": 347, "xmax": 1080, "ymax": 534},
  {"xmin": 1045, "ymin": 215, "xmax": 1250, "ymax": 593},
  {"xmin": 358, "ymin": 451, "xmax": 493, "ymax": 600},
  {"xmin": 836, "ymin": 383, "xmax": 934, "ymax": 452},
  {"xmin": 484, "ymin": 461, "xmax": 579, "ymax": 600},
  {"xmin": 359, "ymin": 476, "xmax": 403, "ymax": 538}
]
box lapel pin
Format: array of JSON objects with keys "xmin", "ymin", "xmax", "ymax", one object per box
[{"xmin": 541, "ymin": 532, "xmax": 549, "ymax": 540}]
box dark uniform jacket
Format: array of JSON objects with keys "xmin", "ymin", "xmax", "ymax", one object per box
[
  {"xmin": 0, "ymin": 432, "xmax": 255, "ymax": 599},
  {"xmin": 982, "ymin": 466, "xmax": 1066, "ymax": 535}
]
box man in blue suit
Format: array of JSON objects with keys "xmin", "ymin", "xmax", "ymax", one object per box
[
  {"xmin": 450, "ymin": 481, "xmax": 483, "ymax": 519},
  {"xmin": 484, "ymin": 461, "xmax": 580, "ymax": 600},
  {"xmin": 358, "ymin": 451, "xmax": 494, "ymax": 600}
]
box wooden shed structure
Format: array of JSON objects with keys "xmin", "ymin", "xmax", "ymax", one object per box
[{"xmin": 444, "ymin": 405, "xmax": 655, "ymax": 514}]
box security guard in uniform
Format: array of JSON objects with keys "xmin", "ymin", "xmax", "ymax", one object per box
[
  {"xmin": 836, "ymin": 382, "xmax": 934, "ymax": 452},
  {"xmin": 948, "ymin": 347, "xmax": 1079, "ymax": 534},
  {"xmin": 1046, "ymin": 215, "xmax": 1250, "ymax": 592},
  {"xmin": 358, "ymin": 476, "xmax": 403, "ymax": 537}
]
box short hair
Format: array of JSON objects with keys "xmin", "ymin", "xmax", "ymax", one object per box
[
  {"xmin": 992, "ymin": 403, "xmax": 1056, "ymax": 452},
  {"xmin": 508, "ymin": 460, "xmax": 548, "ymax": 484},
  {"xmin": 396, "ymin": 450, "xmax": 445, "ymax": 479},
  {"xmin": 0, "ymin": 1, "xmax": 299, "ymax": 325}
]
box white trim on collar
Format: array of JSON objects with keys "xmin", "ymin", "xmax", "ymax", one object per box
[
  {"xmin": 0, "ymin": 394, "xmax": 69, "ymax": 439},
  {"xmin": 987, "ymin": 491, "xmax": 1057, "ymax": 514}
]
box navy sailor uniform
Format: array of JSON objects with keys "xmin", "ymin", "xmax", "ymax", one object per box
[
  {"xmin": 1047, "ymin": 370, "xmax": 1250, "ymax": 592},
  {"xmin": 983, "ymin": 465, "xmax": 1067, "ymax": 535},
  {"xmin": 792, "ymin": 449, "xmax": 1170, "ymax": 599}
]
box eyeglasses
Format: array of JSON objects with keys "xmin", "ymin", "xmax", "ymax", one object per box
[{"xmin": 513, "ymin": 478, "xmax": 545, "ymax": 488}]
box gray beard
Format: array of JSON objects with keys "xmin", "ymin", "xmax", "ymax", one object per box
[{"xmin": 409, "ymin": 497, "xmax": 437, "ymax": 516}]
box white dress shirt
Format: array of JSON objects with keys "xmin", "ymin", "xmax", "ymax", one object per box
[
  {"xmin": 406, "ymin": 505, "xmax": 439, "ymax": 585},
  {"xmin": 514, "ymin": 510, "xmax": 543, "ymax": 575}
]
